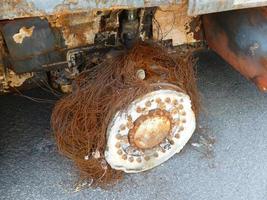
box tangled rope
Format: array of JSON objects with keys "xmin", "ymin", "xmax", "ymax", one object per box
[{"xmin": 51, "ymin": 41, "xmax": 199, "ymax": 187}]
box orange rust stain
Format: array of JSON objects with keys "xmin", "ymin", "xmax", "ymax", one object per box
[
  {"xmin": 1, "ymin": 0, "xmax": 148, "ymax": 20},
  {"xmin": 203, "ymin": 17, "xmax": 267, "ymax": 91},
  {"xmin": 1, "ymin": 0, "xmax": 46, "ymax": 19},
  {"xmin": 47, "ymin": 12, "xmax": 101, "ymax": 48},
  {"xmin": 153, "ymin": 1, "xmax": 198, "ymax": 45},
  {"xmin": 66, "ymin": 0, "xmax": 79, "ymax": 4}
]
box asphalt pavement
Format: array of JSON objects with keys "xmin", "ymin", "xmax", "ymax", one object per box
[{"xmin": 1, "ymin": 50, "xmax": 267, "ymax": 200}]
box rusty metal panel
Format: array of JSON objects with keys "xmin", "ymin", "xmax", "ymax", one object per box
[
  {"xmin": 203, "ymin": 7, "xmax": 267, "ymax": 92},
  {"xmin": 0, "ymin": 0, "xmax": 182, "ymax": 20},
  {"xmin": 188, "ymin": 0, "xmax": 267, "ymax": 16},
  {"xmin": 46, "ymin": 11, "xmax": 102, "ymax": 48},
  {"xmin": 152, "ymin": 4, "xmax": 199, "ymax": 46},
  {"xmin": 1, "ymin": 18, "xmax": 66, "ymax": 73}
]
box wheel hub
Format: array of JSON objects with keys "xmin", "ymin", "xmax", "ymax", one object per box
[
  {"xmin": 105, "ymin": 85, "xmax": 196, "ymax": 173},
  {"xmin": 129, "ymin": 109, "xmax": 172, "ymax": 149}
]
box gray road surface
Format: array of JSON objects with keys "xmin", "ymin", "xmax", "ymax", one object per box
[{"xmin": 1, "ymin": 50, "xmax": 267, "ymax": 200}]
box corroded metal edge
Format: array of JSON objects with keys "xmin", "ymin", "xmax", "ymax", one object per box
[
  {"xmin": 188, "ymin": 0, "xmax": 267, "ymax": 16},
  {"xmin": 0, "ymin": 0, "xmax": 182, "ymax": 20}
]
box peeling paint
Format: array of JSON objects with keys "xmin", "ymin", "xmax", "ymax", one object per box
[
  {"xmin": 0, "ymin": 67, "xmax": 34, "ymax": 91},
  {"xmin": 0, "ymin": 0, "xmax": 46, "ymax": 20},
  {"xmin": 188, "ymin": 0, "xmax": 267, "ymax": 16},
  {"xmin": 0, "ymin": 0, "xmax": 182, "ymax": 20},
  {"xmin": 6, "ymin": 69, "xmax": 33, "ymax": 87},
  {"xmin": 13, "ymin": 26, "xmax": 35, "ymax": 44},
  {"xmin": 66, "ymin": 0, "xmax": 79, "ymax": 4},
  {"xmin": 153, "ymin": 2, "xmax": 197, "ymax": 45},
  {"xmin": 47, "ymin": 12, "xmax": 101, "ymax": 48},
  {"xmin": 2, "ymin": 0, "xmax": 267, "ymax": 20}
]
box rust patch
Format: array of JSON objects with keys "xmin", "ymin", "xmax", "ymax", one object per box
[
  {"xmin": 66, "ymin": 0, "xmax": 79, "ymax": 4},
  {"xmin": 1, "ymin": 0, "xmax": 177, "ymax": 20},
  {"xmin": 13, "ymin": 26, "xmax": 35, "ymax": 44},
  {"xmin": 153, "ymin": 1, "xmax": 199, "ymax": 45},
  {"xmin": 47, "ymin": 12, "xmax": 101, "ymax": 48},
  {"xmin": 129, "ymin": 109, "xmax": 172, "ymax": 149},
  {"xmin": 203, "ymin": 8, "xmax": 267, "ymax": 92},
  {"xmin": 0, "ymin": 68, "xmax": 33, "ymax": 92},
  {"xmin": 0, "ymin": 0, "xmax": 46, "ymax": 19},
  {"xmin": 6, "ymin": 69, "xmax": 33, "ymax": 87}
]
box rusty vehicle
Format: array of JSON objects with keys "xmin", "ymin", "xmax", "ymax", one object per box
[
  {"xmin": 2, "ymin": 0, "xmax": 267, "ymax": 93},
  {"xmin": 1, "ymin": 0, "xmax": 267, "ymax": 184}
]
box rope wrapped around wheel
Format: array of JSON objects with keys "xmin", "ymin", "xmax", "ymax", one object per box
[{"xmin": 51, "ymin": 42, "xmax": 200, "ymax": 187}]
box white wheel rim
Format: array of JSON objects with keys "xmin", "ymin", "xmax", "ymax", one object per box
[{"xmin": 105, "ymin": 86, "xmax": 196, "ymax": 173}]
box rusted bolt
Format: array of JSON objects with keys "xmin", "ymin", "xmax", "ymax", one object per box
[
  {"xmin": 128, "ymin": 157, "xmax": 134, "ymax": 162},
  {"xmin": 115, "ymin": 142, "xmax": 121, "ymax": 148},
  {"xmin": 165, "ymin": 97, "xmax": 171, "ymax": 103},
  {"xmin": 117, "ymin": 150, "xmax": 123, "ymax": 155},
  {"xmin": 145, "ymin": 101, "xmax": 151, "ymax": 107},
  {"xmin": 120, "ymin": 124, "xmax": 126, "ymax": 131},
  {"xmin": 144, "ymin": 156, "xmax": 150, "ymax": 161},
  {"xmin": 122, "ymin": 154, "xmax": 127, "ymax": 160},
  {"xmin": 116, "ymin": 133, "xmax": 122, "ymax": 139}
]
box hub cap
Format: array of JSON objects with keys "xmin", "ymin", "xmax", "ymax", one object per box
[{"xmin": 129, "ymin": 109, "xmax": 172, "ymax": 149}]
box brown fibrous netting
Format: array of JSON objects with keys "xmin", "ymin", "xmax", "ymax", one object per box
[{"xmin": 51, "ymin": 41, "xmax": 200, "ymax": 187}]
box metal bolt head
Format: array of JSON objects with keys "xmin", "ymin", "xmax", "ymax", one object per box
[
  {"xmin": 136, "ymin": 69, "xmax": 146, "ymax": 80},
  {"xmin": 128, "ymin": 157, "xmax": 134, "ymax": 162},
  {"xmin": 117, "ymin": 150, "xmax": 123, "ymax": 155}
]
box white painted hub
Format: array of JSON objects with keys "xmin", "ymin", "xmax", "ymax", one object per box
[{"xmin": 105, "ymin": 86, "xmax": 196, "ymax": 173}]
